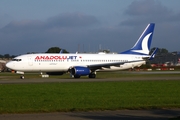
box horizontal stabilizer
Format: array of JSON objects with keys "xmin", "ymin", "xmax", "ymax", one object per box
[
  {"xmin": 148, "ymin": 48, "xmax": 158, "ymax": 60},
  {"xmin": 142, "ymin": 48, "xmax": 158, "ymax": 60}
]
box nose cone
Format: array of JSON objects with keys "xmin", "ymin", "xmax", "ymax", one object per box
[{"xmin": 6, "ymin": 62, "xmax": 13, "ymax": 69}]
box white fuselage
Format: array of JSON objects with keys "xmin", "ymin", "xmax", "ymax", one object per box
[
  {"xmin": 6, "ymin": 53, "xmax": 146, "ymax": 72},
  {"xmin": 5, "ymin": 23, "xmax": 156, "ymax": 79}
]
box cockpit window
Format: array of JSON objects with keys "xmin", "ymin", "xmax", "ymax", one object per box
[{"xmin": 12, "ymin": 59, "xmax": 22, "ymax": 61}]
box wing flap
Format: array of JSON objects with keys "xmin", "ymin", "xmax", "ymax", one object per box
[{"xmin": 87, "ymin": 60, "xmax": 145, "ymax": 70}]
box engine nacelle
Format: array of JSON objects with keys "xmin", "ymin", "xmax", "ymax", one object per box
[{"xmin": 71, "ymin": 66, "xmax": 90, "ymax": 76}]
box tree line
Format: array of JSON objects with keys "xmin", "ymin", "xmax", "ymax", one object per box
[
  {"xmin": 0, "ymin": 47, "xmax": 69, "ymax": 59},
  {"xmin": 0, "ymin": 47, "xmax": 175, "ymax": 59},
  {"xmin": 0, "ymin": 54, "xmax": 16, "ymax": 59}
]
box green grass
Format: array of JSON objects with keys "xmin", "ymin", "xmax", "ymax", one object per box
[{"xmin": 0, "ymin": 80, "xmax": 180, "ymax": 113}]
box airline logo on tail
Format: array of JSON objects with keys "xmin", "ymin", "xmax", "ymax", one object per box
[
  {"xmin": 132, "ymin": 32, "xmax": 152, "ymax": 54},
  {"xmin": 120, "ymin": 23, "xmax": 155, "ymax": 55}
]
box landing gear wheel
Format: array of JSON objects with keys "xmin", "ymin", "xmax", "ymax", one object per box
[
  {"xmin": 74, "ymin": 75, "xmax": 80, "ymax": 78},
  {"xmin": 20, "ymin": 75, "xmax": 24, "ymax": 79},
  {"xmin": 89, "ymin": 74, "xmax": 96, "ymax": 78}
]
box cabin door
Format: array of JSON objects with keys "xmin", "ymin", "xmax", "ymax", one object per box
[{"xmin": 28, "ymin": 56, "xmax": 33, "ymax": 66}]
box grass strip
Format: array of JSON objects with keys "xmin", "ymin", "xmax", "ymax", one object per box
[{"xmin": 0, "ymin": 80, "xmax": 180, "ymax": 113}]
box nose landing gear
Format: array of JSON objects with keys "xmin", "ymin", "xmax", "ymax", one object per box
[{"xmin": 20, "ymin": 75, "xmax": 24, "ymax": 79}]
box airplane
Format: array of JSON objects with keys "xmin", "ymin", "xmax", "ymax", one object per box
[{"xmin": 6, "ymin": 23, "xmax": 158, "ymax": 79}]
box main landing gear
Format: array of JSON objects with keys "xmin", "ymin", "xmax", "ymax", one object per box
[{"xmin": 88, "ymin": 73, "xmax": 96, "ymax": 78}]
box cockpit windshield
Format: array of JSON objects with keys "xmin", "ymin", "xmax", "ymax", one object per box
[{"xmin": 12, "ymin": 59, "xmax": 22, "ymax": 61}]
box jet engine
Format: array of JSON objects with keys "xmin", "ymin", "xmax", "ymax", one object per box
[{"xmin": 70, "ymin": 66, "xmax": 90, "ymax": 77}]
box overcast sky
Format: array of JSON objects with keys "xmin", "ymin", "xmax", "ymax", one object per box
[{"xmin": 0, "ymin": 0, "xmax": 180, "ymax": 55}]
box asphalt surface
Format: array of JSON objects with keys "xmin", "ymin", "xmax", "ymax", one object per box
[
  {"xmin": 0, "ymin": 76, "xmax": 180, "ymax": 84},
  {"xmin": 0, "ymin": 109, "xmax": 180, "ymax": 120},
  {"xmin": 0, "ymin": 71, "xmax": 180, "ymax": 120}
]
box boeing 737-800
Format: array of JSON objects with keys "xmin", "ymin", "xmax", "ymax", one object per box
[{"xmin": 6, "ymin": 23, "xmax": 158, "ymax": 79}]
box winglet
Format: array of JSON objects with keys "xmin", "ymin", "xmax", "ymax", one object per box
[
  {"xmin": 59, "ymin": 49, "xmax": 63, "ymax": 54},
  {"xmin": 120, "ymin": 23, "xmax": 155, "ymax": 55}
]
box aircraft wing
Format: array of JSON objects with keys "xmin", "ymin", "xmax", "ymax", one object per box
[
  {"xmin": 87, "ymin": 59, "xmax": 145, "ymax": 70},
  {"xmin": 87, "ymin": 48, "xmax": 159, "ymax": 71}
]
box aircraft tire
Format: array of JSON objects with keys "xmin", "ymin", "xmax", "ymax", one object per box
[
  {"xmin": 20, "ymin": 75, "xmax": 24, "ymax": 79},
  {"xmin": 89, "ymin": 74, "xmax": 96, "ymax": 78},
  {"xmin": 74, "ymin": 75, "xmax": 80, "ymax": 78}
]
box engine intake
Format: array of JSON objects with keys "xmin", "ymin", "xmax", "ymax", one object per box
[{"xmin": 71, "ymin": 66, "xmax": 90, "ymax": 76}]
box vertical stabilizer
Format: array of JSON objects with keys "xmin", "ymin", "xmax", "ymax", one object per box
[{"xmin": 120, "ymin": 23, "xmax": 155, "ymax": 55}]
